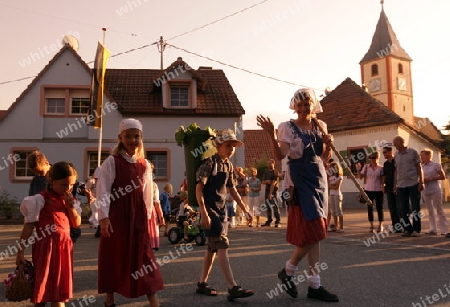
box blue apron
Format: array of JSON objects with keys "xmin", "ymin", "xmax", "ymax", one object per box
[{"xmin": 288, "ymin": 121, "xmax": 327, "ymax": 220}]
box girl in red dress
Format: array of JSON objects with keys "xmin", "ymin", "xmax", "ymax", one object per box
[
  {"xmin": 96, "ymin": 118, "xmax": 164, "ymax": 307},
  {"xmin": 16, "ymin": 161, "xmax": 81, "ymax": 307}
]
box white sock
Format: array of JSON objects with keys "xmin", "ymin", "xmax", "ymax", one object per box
[
  {"xmin": 285, "ymin": 260, "xmax": 298, "ymax": 276},
  {"xmin": 308, "ymin": 274, "xmax": 321, "ymax": 289}
]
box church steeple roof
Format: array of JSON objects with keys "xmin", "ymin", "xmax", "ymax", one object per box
[{"xmin": 360, "ymin": 6, "xmax": 412, "ymax": 63}]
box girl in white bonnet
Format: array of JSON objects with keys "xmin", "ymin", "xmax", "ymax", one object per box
[
  {"xmin": 257, "ymin": 88, "xmax": 339, "ymax": 302},
  {"xmin": 96, "ymin": 118, "xmax": 164, "ymax": 307}
]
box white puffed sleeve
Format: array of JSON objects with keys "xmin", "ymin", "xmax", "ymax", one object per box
[
  {"xmin": 20, "ymin": 194, "xmax": 45, "ymax": 223},
  {"xmin": 143, "ymin": 160, "xmax": 154, "ymax": 219},
  {"xmin": 95, "ymin": 155, "xmax": 116, "ymax": 220}
]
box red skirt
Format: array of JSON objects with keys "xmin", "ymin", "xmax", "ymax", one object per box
[{"xmin": 286, "ymin": 205, "xmax": 327, "ymax": 247}]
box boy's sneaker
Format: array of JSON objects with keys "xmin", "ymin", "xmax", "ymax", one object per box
[
  {"xmin": 227, "ymin": 286, "xmax": 254, "ymax": 301},
  {"xmin": 277, "ymin": 268, "xmax": 298, "ymax": 298},
  {"xmin": 307, "ymin": 286, "xmax": 339, "ymax": 302}
]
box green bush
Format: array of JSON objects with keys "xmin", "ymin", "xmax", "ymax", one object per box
[{"xmin": 0, "ymin": 189, "xmax": 19, "ymax": 219}]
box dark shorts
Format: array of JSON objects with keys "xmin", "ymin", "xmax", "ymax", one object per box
[{"xmin": 207, "ymin": 234, "xmax": 229, "ymax": 253}]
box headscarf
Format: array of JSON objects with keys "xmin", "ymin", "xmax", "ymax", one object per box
[
  {"xmin": 289, "ymin": 87, "xmax": 323, "ymax": 113},
  {"xmin": 118, "ymin": 118, "xmax": 143, "ymax": 135}
]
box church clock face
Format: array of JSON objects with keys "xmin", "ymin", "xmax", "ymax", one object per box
[
  {"xmin": 397, "ymin": 77, "xmax": 406, "ymax": 91},
  {"xmin": 369, "ymin": 78, "xmax": 381, "ymax": 92}
]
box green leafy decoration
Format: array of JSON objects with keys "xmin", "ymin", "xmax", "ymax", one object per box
[{"xmin": 175, "ymin": 123, "xmax": 216, "ymax": 147}]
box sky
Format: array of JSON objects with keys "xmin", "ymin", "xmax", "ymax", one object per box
[{"xmin": 1, "ymin": 0, "xmax": 449, "ymax": 132}]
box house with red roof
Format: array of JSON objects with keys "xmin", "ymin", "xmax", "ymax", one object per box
[
  {"xmin": 318, "ymin": 4, "xmax": 444, "ymax": 205},
  {"xmin": 0, "ymin": 46, "xmax": 245, "ymax": 202},
  {"xmin": 243, "ymin": 4, "xmax": 446, "ymax": 206}
]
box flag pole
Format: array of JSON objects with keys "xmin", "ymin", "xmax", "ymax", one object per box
[{"xmin": 97, "ymin": 28, "xmax": 107, "ymax": 167}]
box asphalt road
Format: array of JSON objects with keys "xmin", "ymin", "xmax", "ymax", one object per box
[{"xmin": 1, "ymin": 208, "xmax": 450, "ymax": 307}]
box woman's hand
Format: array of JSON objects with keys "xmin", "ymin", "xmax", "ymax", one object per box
[
  {"xmin": 322, "ymin": 134, "xmax": 333, "ymax": 148},
  {"xmin": 256, "ymin": 115, "xmax": 275, "ymax": 134},
  {"xmin": 63, "ymin": 192, "xmax": 75, "ymax": 209},
  {"xmin": 99, "ymin": 218, "xmax": 113, "ymax": 237},
  {"xmin": 15, "ymin": 250, "xmax": 25, "ymax": 266}
]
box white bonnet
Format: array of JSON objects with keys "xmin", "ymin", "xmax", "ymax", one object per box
[
  {"xmin": 118, "ymin": 118, "xmax": 143, "ymax": 135},
  {"xmin": 289, "ymin": 87, "xmax": 323, "ymax": 113}
]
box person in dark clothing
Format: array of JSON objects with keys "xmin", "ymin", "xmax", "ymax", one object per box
[
  {"xmin": 382, "ymin": 146, "xmax": 401, "ymax": 233},
  {"xmin": 262, "ymin": 159, "xmax": 281, "ymax": 227}
]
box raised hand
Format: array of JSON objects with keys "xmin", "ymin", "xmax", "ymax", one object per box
[{"xmin": 256, "ymin": 115, "xmax": 275, "ymax": 134}]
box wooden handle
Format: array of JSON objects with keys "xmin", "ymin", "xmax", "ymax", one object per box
[{"xmin": 311, "ymin": 117, "xmax": 373, "ymax": 206}]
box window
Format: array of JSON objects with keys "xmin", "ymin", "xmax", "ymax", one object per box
[
  {"xmin": 71, "ymin": 98, "xmax": 90, "ymax": 115},
  {"xmin": 87, "ymin": 151, "xmax": 109, "ymax": 178},
  {"xmin": 13, "ymin": 150, "xmax": 35, "ymax": 179},
  {"xmin": 398, "ymin": 63, "xmax": 403, "ymax": 74},
  {"xmin": 146, "ymin": 151, "xmax": 168, "ymax": 180},
  {"xmin": 42, "ymin": 87, "xmax": 90, "ymax": 116},
  {"xmin": 170, "ymin": 85, "xmax": 189, "ymax": 107},
  {"xmin": 371, "ymin": 64, "xmax": 378, "ymax": 76},
  {"xmin": 46, "ymin": 98, "xmax": 66, "ymax": 114}
]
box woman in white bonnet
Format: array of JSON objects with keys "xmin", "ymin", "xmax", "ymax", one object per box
[
  {"xmin": 257, "ymin": 88, "xmax": 338, "ymax": 302},
  {"xmin": 96, "ymin": 118, "xmax": 164, "ymax": 307}
]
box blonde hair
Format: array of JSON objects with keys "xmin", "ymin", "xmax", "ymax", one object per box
[
  {"xmin": 421, "ymin": 148, "xmax": 433, "ymax": 158},
  {"xmin": 112, "ymin": 130, "xmax": 145, "ymax": 159},
  {"xmin": 329, "ymin": 162, "xmax": 343, "ymax": 176},
  {"xmin": 163, "ymin": 183, "xmax": 173, "ymax": 194}
]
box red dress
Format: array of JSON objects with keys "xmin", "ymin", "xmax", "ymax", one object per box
[
  {"xmin": 32, "ymin": 190, "xmax": 73, "ymax": 303},
  {"xmin": 98, "ymin": 155, "xmax": 164, "ymax": 297}
]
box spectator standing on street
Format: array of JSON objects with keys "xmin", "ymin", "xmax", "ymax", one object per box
[
  {"xmin": 247, "ymin": 167, "xmax": 262, "ymax": 227},
  {"xmin": 393, "ymin": 135, "xmax": 424, "ymax": 237},
  {"xmin": 262, "ymin": 159, "xmax": 281, "ymax": 227},
  {"xmin": 420, "ymin": 148, "xmax": 447, "ymax": 235},
  {"xmin": 328, "ymin": 161, "xmax": 344, "ymax": 232},
  {"xmin": 235, "ymin": 166, "xmax": 249, "ymax": 226},
  {"xmin": 86, "ymin": 167, "xmax": 101, "ymax": 237},
  {"xmin": 257, "ymin": 87, "xmax": 339, "ymax": 302},
  {"xmin": 382, "ymin": 146, "xmax": 402, "ymax": 233},
  {"xmin": 358, "ymin": 151, "xmax": 385, "ymax": 233},
  {"xmin": 160, "ymin": 183, "xmax": 173, "ymax": 237}
]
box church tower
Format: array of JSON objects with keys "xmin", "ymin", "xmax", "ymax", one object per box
[{"xmin": 360, "ymin": 1, "xmax": 414, "ymax": 124}]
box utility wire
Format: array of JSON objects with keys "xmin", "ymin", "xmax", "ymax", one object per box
[
  {"xmin": 166, "ymin": 0, "xmax": 270, "ymax": 41},
  {"xmin": 167, "ymin": 43, "xmax": 323, "ymax": 92},
  {"xmin": 0, "ymin": 0, "xmax": 270, "ymax": 86}
]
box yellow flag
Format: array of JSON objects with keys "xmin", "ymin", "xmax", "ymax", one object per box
[{"xmin": 89, "ymin": 41, "xmax": 110, "ymax": 128}]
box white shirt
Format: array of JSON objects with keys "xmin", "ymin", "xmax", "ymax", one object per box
[
  {"xmin": 328, "ymin": 176, "xmax": 343, "ymax": 196},
  {"xmin": 277, "ymin": 119, "xmax": 328, "ymax": 159},
  {"xmin": 20, "ymin": 194, "xmax": 81, "ymax": 223},
  {"xmin": 422, "ymin": 161, "xmax": 443, "ymax": 195},
  {"xmin": 361, "ymin": 164, "xmax": 383, "ymax": 192}
]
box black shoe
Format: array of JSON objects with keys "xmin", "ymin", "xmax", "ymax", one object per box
[
  {"xmin": 261, "ymin": 222, "xmax": 272, "ymax": 227},
  {"xmin": 277, "ymin": 268, "xmax": 298, "ymax": 298},
  {"xmin": 227, "ymin": 286, "xmax": 254, "ymax": 301},
  {"xmin": 307, "ymin": 286, "xmax": 339, "ymax": 302},
  {"xmin": 95, "ymin": 227, "xmax": 101, "ymax": 238}
]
